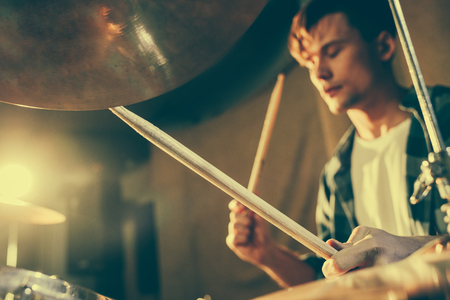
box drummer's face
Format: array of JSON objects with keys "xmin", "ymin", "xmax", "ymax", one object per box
[{"xmin": 295, "ymin": 13, "xmax": 385, "ymax": 115}]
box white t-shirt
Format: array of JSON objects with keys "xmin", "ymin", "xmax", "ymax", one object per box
[{"xmin": 351, "ymin": 118, "xmax": 412, "ymax": 236}]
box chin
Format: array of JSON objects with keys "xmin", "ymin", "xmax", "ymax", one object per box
[
  {"xmin": 326, "ymin": 104, "xmax": 346, "ymax": 115},
  {"xmin": 325, "ymin": 99, "xmax": 347, "ymax": 115},
  {"xmin": 328, "ymin": 105, "xmax": 342, "ymax": 115}
]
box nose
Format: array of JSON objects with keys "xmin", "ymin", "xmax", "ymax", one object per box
[{"xmin": 310, "ymin": 58, "xmax": 332, "ymax": 81}]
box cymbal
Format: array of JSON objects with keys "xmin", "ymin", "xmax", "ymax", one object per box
[
  {"xmin": 0, "ymin": 0, "xmax": 267, "ymax": 111},
  {"xmin": 0, "ymin": 195, "xmax": 66, "ymax": 225}
]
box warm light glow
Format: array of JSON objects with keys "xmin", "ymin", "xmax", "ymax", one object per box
[{"xmin": 0, "ymin": 165, "xmax": 33, "ymax": 197}]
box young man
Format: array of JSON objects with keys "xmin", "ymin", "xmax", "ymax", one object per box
[{"xmin": 226, "ymin": 0, "xmax": 450, "ymax": 287}]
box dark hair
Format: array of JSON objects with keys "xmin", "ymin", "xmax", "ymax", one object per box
[{"xmin": 288, "ymin": 0, "xmax": 397, "ymax": 63}]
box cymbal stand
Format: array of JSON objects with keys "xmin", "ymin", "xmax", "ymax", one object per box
[
  {"xmin": 6, "ymin": 223, "xmax": 18, "ymax": 267},
  {"xmin": 388, "ymin": 0, "xmax": 450, "ymax": 210}
]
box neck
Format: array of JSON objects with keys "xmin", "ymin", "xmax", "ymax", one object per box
[{"xmin": 347, "ymin": 83, "xmax": 410, "ymax": 140}]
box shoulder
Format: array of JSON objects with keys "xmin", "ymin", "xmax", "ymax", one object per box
[
  {"xmin": 428, "ymin": 85, "xmax": 450, "ymax": 144},
  {"xmin": 402, "ymin": 85, "xmax": 450, "ymax": 140},
  {"xmin": 402, "ymin": 85, "xmax": 450, "ymax": 108},
  {"xmin": 429, "ymin": 85, "xmax": 450, "ymax": 112},
  {"xmin": 429, "ymin": 85, "xmax": 450, "ymax": 96}
]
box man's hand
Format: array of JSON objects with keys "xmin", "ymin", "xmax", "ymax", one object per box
[
  {"xmin": 225, "ymin": 199, "xmax": 277, "ymax": 267},
  {"xmin": 322, "ymin": 226, "xmax": 439, "ymax": 278},
  {"xmin": 226, "ymin": 199, "xmax": 317, "ymax": 287}
]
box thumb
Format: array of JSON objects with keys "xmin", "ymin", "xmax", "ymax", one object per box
[
  {"xmin": 326, "ymin": 239, "xmax": 352, "ymax": 251},
  {"xmin": 322, "ymin": 240, "xmax": 354, "ymax": 278}
]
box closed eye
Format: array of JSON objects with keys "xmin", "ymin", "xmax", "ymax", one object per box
[
  {"xmin": 326, "ymin": 45, "xmax": 342, "ymax": 58},
  {"xmin": 322, "ymin": 41, "xmax": 344, "ymax": 59}
]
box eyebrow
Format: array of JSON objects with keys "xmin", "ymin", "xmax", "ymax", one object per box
[
  {"xmin": 320, "ymin": 39, "xmax": 348, "ymax": 54},
  {"xmin": 300, "ymin": 37, "xmax": 348, "ymax": 57}
]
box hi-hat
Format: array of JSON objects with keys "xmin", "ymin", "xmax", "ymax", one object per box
[
  {"xmin": 0, "ymin": 0, "xmax": 267, "ymax": 111},
  {"xmin": 0, "ymin": 195, "xmax": 66, "ymax": 225}
]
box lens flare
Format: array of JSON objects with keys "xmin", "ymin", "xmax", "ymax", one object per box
[{"xmin": 0, "ymin": 165, "xmax": 32, "ymax": 197}]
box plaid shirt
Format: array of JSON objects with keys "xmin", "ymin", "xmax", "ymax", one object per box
[{"xmin": 304, "ymin": 85, "xmax": 450, "ymax": 275}]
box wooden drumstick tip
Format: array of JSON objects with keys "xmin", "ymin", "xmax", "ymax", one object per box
[{"xmin": 247, "ymin": 72, "xmax": 285, "ymax": 193}]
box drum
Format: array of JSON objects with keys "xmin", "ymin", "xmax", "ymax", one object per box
[
  {"xmin": 252, "ymin": 237, "xmax": 450, "ymax": 300},
  {"xmin": 0, "ymin": 266, "xmax": 113, "ymax": 300}
]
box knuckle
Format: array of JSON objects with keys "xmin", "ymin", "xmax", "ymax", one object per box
[
  {"xmin": 355, "ymin": 225, "xmax": 368, "ymax": 232},
  {"xmin": 226, "ymin": 235, "xmax": 238, "ymax": 248},
  {"xmin": 228, "ymin": 199, "xmax": 238, "ymax": 210},
  {"xmin": 322, "ymin": 259, "xmax": 343, "ymax": 278}
]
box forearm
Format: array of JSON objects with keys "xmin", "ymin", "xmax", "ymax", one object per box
[{"xmin": 257, "ymin": 244, "xmax": 317, "ymax": 288}]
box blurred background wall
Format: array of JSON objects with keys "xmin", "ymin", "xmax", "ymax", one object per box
[{"xmin": 0, "ymin": 1, "xmax": 448, "ymax": 300}]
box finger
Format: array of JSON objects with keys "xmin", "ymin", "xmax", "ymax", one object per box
[
  {"xmin": 346, "ymin": 226, "xmax": 372, "ymax": 244},
  {"xmin": 323, "ymin": 242, "xmax": 376, "ymax": 278},
  {"xmin": 444, "ymin": 215, "xmax": 450, "ymax": 223},
  {"xmin": 228, "ymin": 199, "xmax": 238, "ymax": 210},
  {"xmin": 322, "ymin": 240, "xmax": 355, "ymax": 278},
  {"xmin": 227, "ymin": 222, "xmax": 251, "ymax": 245},
  {"xmin": 229, "ymin": 211, "xmax": 253, "ymax": 227},
  {"xmin": 322, "ymin": 254, "xmax": 360, "ymax": 278},
  {"xmin": 441, "ymin": 202, "xmax": 450, "ymax": 229},
  {"xmin": 322, "ymin": 227, "xmax": 372, "ymax": 278},
  {"xmin": 226, "ymin": 232, "xmax": 243, "ymax": 249},
  {"xmin": 226, "ymin": 232, "xmax": 251, "ymax": 253},
  {"xmin": 229, "ymin": 232, "xmax": 250, "ymax": 245},
  {"xmin": 228, "ymin": 199, "xmax": 248, "ymax": 212},
  {"xmin": 322, "ymin": 258, "xmax": 345, "ymax": 278},
  {"xmin": 322, "ymin": 257, "xmax": 362, "ymax": 278},
  {"xmin": 326, "ymin": 239, "xmax": 352, "ymax": 251},
  {"xmin": 229, "ymin": 221, "xmax": 251, "ymax": 237}
]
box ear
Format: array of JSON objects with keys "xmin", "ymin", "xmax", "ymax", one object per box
[{"xmin": 376, "ymin": 31, "xmax": 396, "ymax": 62}]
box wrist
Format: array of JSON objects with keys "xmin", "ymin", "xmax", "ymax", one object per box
[
  {"xmin": 258, "ymin": 244, "xmax": 316, "ymax": 287},
  {"xmin": 254, "ymin": 242, "xmax": 283, "ymax": 269},
  {"xmin": 258, "ymin": 243, "xmax": 299, "ymax": 269}
]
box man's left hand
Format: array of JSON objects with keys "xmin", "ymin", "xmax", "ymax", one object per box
[{"xmin": 322, "ymin": 226, "xmax": 439, "ymax": 278}]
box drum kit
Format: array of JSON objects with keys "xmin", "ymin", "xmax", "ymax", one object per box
[
  {"xmin": 0, "ymin": 0, "xmax": 449, "ymax": 299},
  {"xmin": 0, "ymin": 266, "xmax": 112, "ymax": 300},
  {"xmin": 0, "ymin": 195, "xmax": 113, "ymax": 299}
]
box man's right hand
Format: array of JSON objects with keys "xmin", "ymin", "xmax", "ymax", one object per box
[
  {"xmin": 225, "ymin": 199, "xmax": 317, "ymax": 287},
  {"xmin": 225, "ymin": 199, "xmax": 277, "ymax": 267}
]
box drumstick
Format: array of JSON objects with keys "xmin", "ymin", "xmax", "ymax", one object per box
[
  {"xmin": 110, "ymin": 106, "xmax": 337, "ymax": 259},
  {"xmin": 247, "ymin": 73, "xmax": 284, "ymax": 193}
]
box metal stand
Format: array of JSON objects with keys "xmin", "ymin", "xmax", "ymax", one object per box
[
  {"xmin": 6, "ymin": 223, "xmax": 18, "ymax": 268},
  {"xmin": 388, "ymin": 0, "xmax": 450, "ymax": 209}
]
